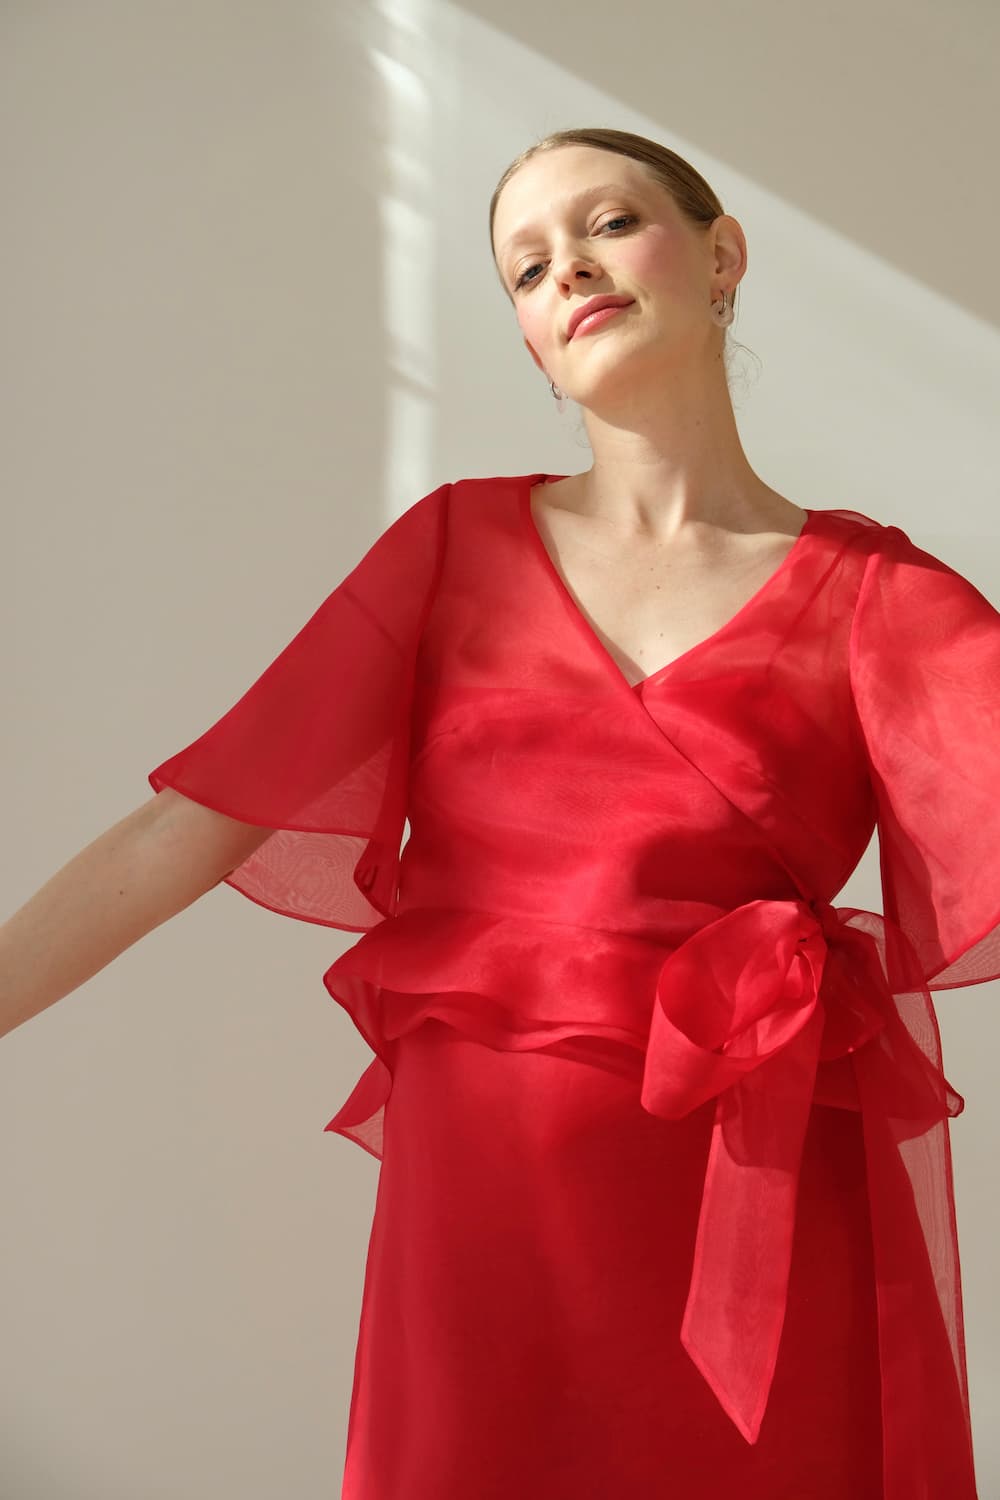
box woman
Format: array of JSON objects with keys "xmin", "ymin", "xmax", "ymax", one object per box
[{"xmin": 2, "ymin": 128, "xmax": 996, "ymax": 1499}]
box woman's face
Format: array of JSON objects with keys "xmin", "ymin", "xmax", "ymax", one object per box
[{"xmin": 491, "ymin": 145, "xmax": 742, "ymax": 407}]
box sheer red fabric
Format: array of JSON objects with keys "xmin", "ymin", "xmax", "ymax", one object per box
[
  {"xmin": 148, "ymin": 473, "xmax": 998, "ymax": 1499},
  {"xmin": 149, "ymin": 482, "xmax": 448, "ymax": 931}
]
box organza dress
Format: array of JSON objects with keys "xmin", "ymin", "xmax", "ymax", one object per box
[{"xmin": 148, "ymin": 472, "xmax": 998, "ymax": 1499}]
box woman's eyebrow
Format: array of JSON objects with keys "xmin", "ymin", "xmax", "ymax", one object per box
[{"xmin": 498, "ymin": 184, "xmax": 634, "ymax": 261}]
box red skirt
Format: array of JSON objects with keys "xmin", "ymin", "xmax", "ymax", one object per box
[{"xmin": 339, "ymin": 1018, "xmax": 884, "ymax": 1499}]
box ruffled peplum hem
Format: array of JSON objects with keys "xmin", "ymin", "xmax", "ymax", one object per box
[{"xmin": 320, "ymin": 905, "xmax": 674, "ymax": 1159}]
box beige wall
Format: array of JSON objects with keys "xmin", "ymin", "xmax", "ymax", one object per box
[{"xmin": 2, "ymin": 1, "xmax": 997, "ymax": 1495}]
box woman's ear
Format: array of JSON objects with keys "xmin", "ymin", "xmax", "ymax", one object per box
[{"xmin": 523, "ymin": 336, "xmax": 545, "ymax": 375}]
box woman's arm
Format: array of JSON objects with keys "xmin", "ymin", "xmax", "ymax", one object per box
[{"xmin": 0, "ymin": 789, "xmax": 274, "ymax": 1042}]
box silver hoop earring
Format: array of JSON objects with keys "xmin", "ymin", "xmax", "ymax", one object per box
[
  {"xmin": 549, "ymin": 378, "xmax": 566, "ymax": 412},
  {"xmin": 711, "ymin": 288, "xmax": 735, "ymax": 327}
]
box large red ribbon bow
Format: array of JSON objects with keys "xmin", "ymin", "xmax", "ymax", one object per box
[{"xmin": 641, "ymin": 895, "xmax": 965, "ymax": 1473}]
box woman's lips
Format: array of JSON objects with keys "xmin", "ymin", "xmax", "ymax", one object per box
[{"xmin": 570, "ymin": 303, "xmax": 633, "ymax": 339}]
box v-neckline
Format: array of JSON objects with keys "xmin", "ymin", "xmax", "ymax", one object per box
[{"xmin": 521, "ymin": 472, "xmax": 817, "ymax": 696}]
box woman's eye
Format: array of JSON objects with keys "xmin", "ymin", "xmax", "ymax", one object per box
[{"xmin": 513, "ymin": 215, "xmax": 637, "ymax": 291}]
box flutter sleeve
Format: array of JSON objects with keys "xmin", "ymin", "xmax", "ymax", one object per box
[
  {"xmin": 849, "ymin": 520, "xmax": 1000, "ymax": 990},
  {"xmin": 147, "ymin": 481, "xmax": 449, "ymax": 932}
]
